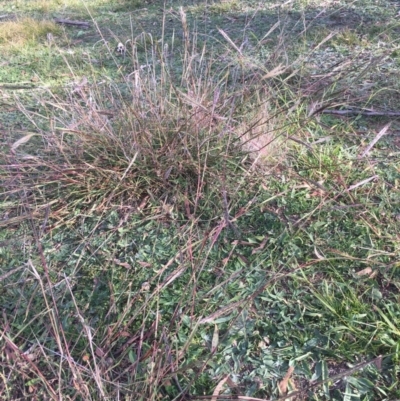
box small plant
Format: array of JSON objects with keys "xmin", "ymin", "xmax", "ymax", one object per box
[{"xmin": 333, "ymin": 28, "xmax": 364, "ymax": 47}]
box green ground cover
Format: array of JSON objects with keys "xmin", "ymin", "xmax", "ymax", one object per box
[{"xmin": 1, "ymin": 0, "xmax": 400, "ymax": 400}]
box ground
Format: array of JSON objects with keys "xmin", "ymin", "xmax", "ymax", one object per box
[{"xmin": 1, "ymin": 0, "xmax": 400, "ymax": 400}]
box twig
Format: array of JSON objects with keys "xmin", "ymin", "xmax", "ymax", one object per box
[
  {"xmin": 347, "ymin": 175, "xmax": 378, "ymax": 191},
  {"xmin": 359, "ymin": 122, "xmax": 391, "ymax": 158},
  {"xmin": 322, "ymin": 108, "xmax": 400, "ymax": 117},
  {"xmin": 0, "ymin": 83, "xmax": 36, "ymax": 90},
  {"xmin": 54, "ymin": 18, "xmax": 90, "ymax": 28},
  {"xmin": 0, "ymin": 265, "xmax": 25, "ymax": 281}
]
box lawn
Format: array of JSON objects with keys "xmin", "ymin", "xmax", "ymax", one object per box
[{"xmin": 1, "ymin": 0, "xmax": 400, "ymax": 400}]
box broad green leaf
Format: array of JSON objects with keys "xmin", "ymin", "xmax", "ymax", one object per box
[{"xmin": 128, "ymin": 349, "xmax": 137, "ymax": 364}]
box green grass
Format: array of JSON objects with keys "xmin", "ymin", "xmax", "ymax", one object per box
[{"xmin": 1, "ymin": 0, "xmax": 400, "ymax": 400}]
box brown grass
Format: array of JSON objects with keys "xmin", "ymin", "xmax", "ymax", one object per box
[{"xmin": 0, "ymin": 17, "xmax": 60, "ymax": 47}]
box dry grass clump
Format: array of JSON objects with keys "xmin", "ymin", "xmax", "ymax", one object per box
[
  {"xmin": 0, "ymin": 17, "xmax": 60, "ymax": 47},
  {"xmin": 12, "ymin": 76, "xmax": 237, "ymax": 214},
  {"xmin": 4, "ymin": 10, "xmax": 291, "ymax": 228}
]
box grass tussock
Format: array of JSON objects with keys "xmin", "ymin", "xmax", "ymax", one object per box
[
  {"xmin": 0, "ymin": 17, "xmax": 60, "ymax": 47},
  {"xmin": 5, "ymin": 15, "xmax": 288, "ymax": 226}
]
